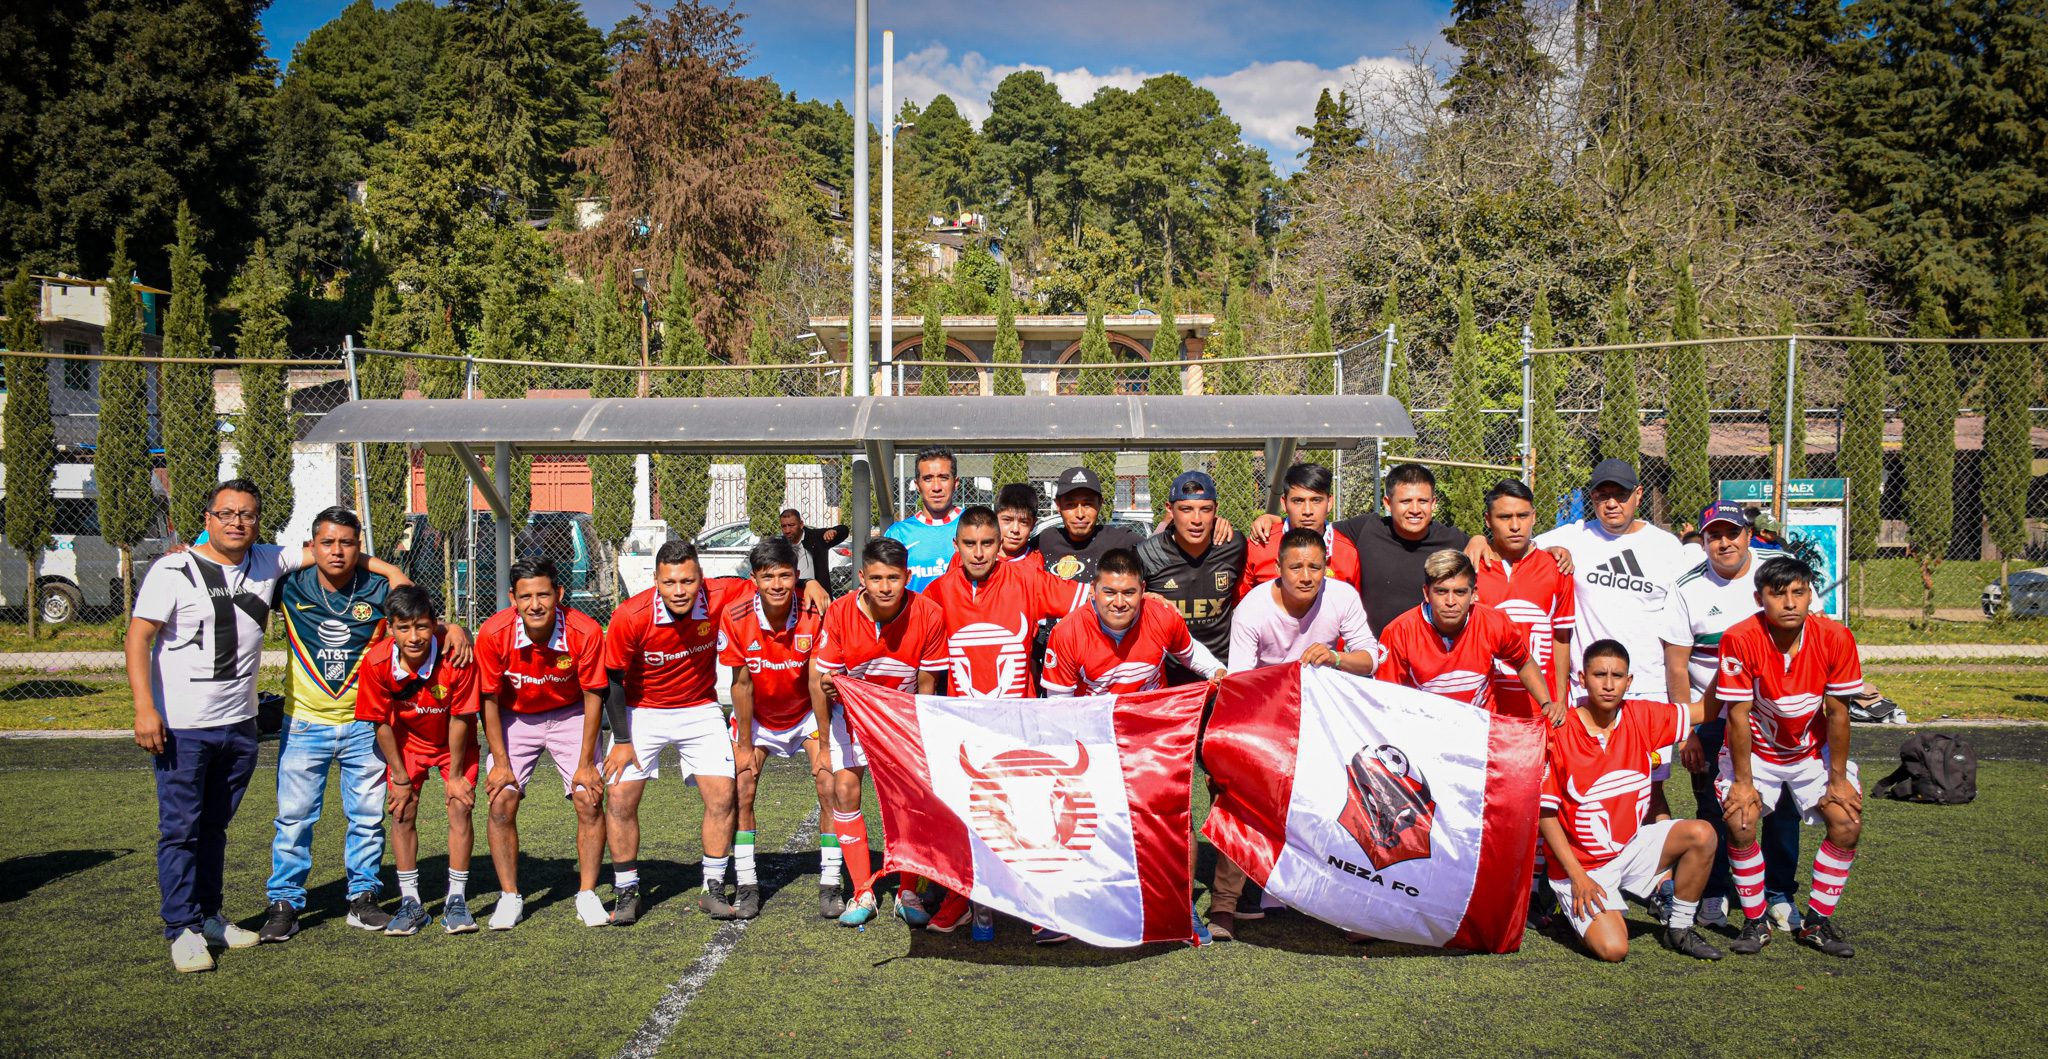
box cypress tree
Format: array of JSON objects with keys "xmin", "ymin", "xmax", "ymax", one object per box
[
  {"xmin": 652, "ymin": 257, "xmax": 712, "ymax": 538},
  {"xmin": 1147, "ymin": 286, "xmax": 1184, "ymax": 520},
  {"xmin": 1529, "ymin": 286, "xmax": 1573, "ymax": 530},
  {"xmin": 990, "ymin": 279, "xmax": 1029, "ymax": 489},
  {"xmin": 233, "ymin": 240, "xmax": 296, "ymax": 541},
  {"xmin": 1767, "ymin": 300, "xmax": 1807, "ymax": 478},
  {"xmin": 1078, "ymin": 300, "xmax": 1118, "ymax": 488},
  {"xmin": 1840, "ymin": 293, "xmax": 1884, "ymax": 563},
  {"xmin": 1302, "ymin": 280, "xmax": 1336, "ymax": 467},
  {"xmin": 1, "ymin": 267, "xmax": 53, "ymax": 635},
  {"xmin": 1445, "ymin": 268, "xmax": 1486, "ymax": 534},
  {"xmin": 1666, "ymin": 259, "xmax": 1711, "ymax": 521},
  {"xmin": 1903, "ymin": 299, "xmax": 1958, "ymax": 623},
  {"xmin": 744, "ymin": 313, "xmax": 788, "ymax": 536},
  {"xmin": 1598, "ymin": 282, "xmax": 1640, "ymax": 464},
  {"xmin": 586, "ymin": 276, "xmax": 636, "ymax": 545},
  {"xmin": 97, "ymin": 232, "xmax": 155, "ymax": 617},
  {"xmin": 918, "ymin": 286, "xmax": 949, "ymax": 396},
  {"xmin": 161, "ymin": 202, "xmax": 219, "ymax": 541},
  {"xmin": 1209, "ymin": 281, "xmax": 1258, "ymax": 530},
  {"xmin": 359, "ymin": 287, "xmax": 411, "ymax": 557},
  {"xmin": 1983, "ymin": 279, "xmax": 2033, "ymax": 613},
  {"xmin": 417, "ymin": 302, "xmax": 467, "ymax": 610}
]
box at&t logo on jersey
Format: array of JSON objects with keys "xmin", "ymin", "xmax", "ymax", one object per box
[{"xmin": 958, "ymin": 741, "xmax": 1101, "ymax": 874}]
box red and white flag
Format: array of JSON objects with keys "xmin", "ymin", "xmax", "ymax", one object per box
[
  {"xmin": 1202, "ymin": 664, "xmax": 1546, "ymax": 953},
  {"xmin": 836, "ymin": 678, "xmax": 1208, "ymax": 947}
]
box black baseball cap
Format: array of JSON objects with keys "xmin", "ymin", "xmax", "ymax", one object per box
[
  {"xmin": 1055, "ymin": 466, "xmax": 1104, "ymax": 500},
  {"xmin": 1588, "ymin": 458, "xmax": 1639, "ymax": 492}
]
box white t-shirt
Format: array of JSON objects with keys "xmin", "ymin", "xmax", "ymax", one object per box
[
  {"xmin": 133, "ymin": 544, "xmax": 301, "ymax": 729},
  {"xmin": 1534, "ymin": 519, "xmax": 1687, "ymax": 700},
  {"xmin": 1228, "ymin": 578, "xmax": 1380, "ymax": 672},
  {"xmin": 1660, "ymin": 554, "xmax": 1761, "ymax": 695}
]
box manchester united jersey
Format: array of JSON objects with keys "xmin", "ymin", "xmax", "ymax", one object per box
[
  {"xmin": 354, "ymin": 637, "xmax": 479, "ymax": 756},
  {"xmin": 1475, "ymin": 550, "xmax": 1575, "ymax": 715},
  {"xmin": 474, "ymin": 606, "xmax": 608, "ymax": 714},
  {"xmin": 1042, "ymin": 597, "xmax": 1219, "ymax": 696},
  {"xmin": 1715, "ymin": 612, "xmax": 1863, "ymax": 766},
  {"xmin": 922, "ymin": 559, "xmax": 1088, "ymax": 697},
  {"xmin": 1540, "ymin": 700, "xmax": 1690, "ymax": 876},
  {"xmin": 1373, "ymin": 602, "xmax": 1531, "ymax": 713},
  {"xmin": 814, "ymin": 591, "xmax": 949, "ymax": 692},
  {"xmin": 1239, "ymin": 522, "xmax": 1361, "ymax": 601},
  {"xmin": 718, "ymin": 594, "xmax": 823, "ymax": 729}
]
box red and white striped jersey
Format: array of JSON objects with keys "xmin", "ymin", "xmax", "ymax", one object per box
[
  {"xmin": 1042, "ymin": 597, "xmax": 1221, "ymax": 697},
  {"xmin": 1475, "ymin": 550, "xmax": 1575, "ymax": 716},
  {"xmin": 1373, "ymin": 603, "xmax": 1530, "ymax": 713},
  {"xmin": 1540, "ymin": 700, "xmax": 1689, "ymax": 876},
  {"xmin": 922, "ymin": 559, "xmax": 1087, "ymax": 698},
  {"xmin": 1715, "ymin": 612, "xmax": 1864, "ymax": 766},
  {"xmin": 814, "ymin": 591, "xmax": 949, "ymax": 693}
]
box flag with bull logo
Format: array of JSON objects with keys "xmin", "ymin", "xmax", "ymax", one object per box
[
  {"xmin": 835, "ymin": 678, "xmax": 1208, "ymax": 947},
  {"xmin": 1201, "ymin": 664, "xmax": 1546, "ymax": 953}
]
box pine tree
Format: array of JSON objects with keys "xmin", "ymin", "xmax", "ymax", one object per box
[
  {"xmin": 1209, "ymin": 281, "xmax": 1258, "ymax": 530},
  {"xmin": 586, "ymin": 276, "xmax": 636, "ymax": 545},
  {"xmin": 1445, "ymin": 268, "xmax": 1486, "ymax": 534},
  {"xmin": 1, "ymin": 267, "xmax": 53, "ymax": 635},
  {"xmin": 97, "ymin": 232, "xmax": 154, "ymax": 617},
  {"xmin": 918, "ymin": 287, "xmax": 949, "ymax": 396},
  {"xmin": 233, "ymin": 241, "xmax": 296, "ymax": 541},
  {"xmin": 475, "ymin": 281, "xmax": 532, "ymax": 525},
  {"xmin": 1840, "ymin": 293, "xmax": 1884, "ymax": 563},
  {"xmin": 1598, "ymin": 282, "xmax": 1641, "ymax": 464},
  {"xmin": 652, "ymin": 256, "xmax": 712, "ymax": 537},
  {"xmin": 161, "ymin": 202, "xmax": 219, "ymax": 541},
  {"xmin": 1666, "ymin": 259, "xmax": 1711, "ymax": 521},
  {"xmin": 1983, "ymin": 278, "xmax": 2034, "ymax": 612},
  {"xmin": 1302, "ymin": 280, "xmax": 1336, "ymax": 467},
  {"xmin": 1382, "ymin": 278, "xmax": 1415, "ymax": 461},
  {"xmin": 359, "ymin": 286, "xmax": 411, "ymax": 557},
  {"xmin": 1078, "ymin": 300, "xmax": 1119, "ymax": 488},
  {"xmin": 1903, "ymin": 299, "xmax": 1958, "ymax": 623},
  {"xmin": 990, "ymin": 279, "xmax": 1030, "ymax": 488},
  {"xmin": 1529, "ymin": 287, "xmax": 1574, "ymax": 530},
  {"xmin": 1767, "ymin": 300, "xmax": 1807, "ymax": 478},
  {"xmin": 1147, "ymin": 286, "xmax": 1185, "ymax": 520}
]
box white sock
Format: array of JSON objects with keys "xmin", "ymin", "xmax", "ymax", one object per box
[
  {"xmin": 1669, "ymin": 898, "xmax": 1699, "ymax": 931},
  {"xmin": 735, "ymin": 831, "xmax": 758, "ymax": 886},
  {"xmin": 703, "ymin": 855, "xmax": 730, "ymax": 890},
  {"xmin": 820, "ymin": 837, "xmax": 843, "ymax": 885},
  {"xmin": 615, "ymin": 867, "xmax": 640, "ymax": 891},
  {"xmin": 447, "ymin": 868, "xmax": 468, "ymax": 899},
  {"xmin": 398, "ymin": 869, "xmax": 420, "ymax": 902}
]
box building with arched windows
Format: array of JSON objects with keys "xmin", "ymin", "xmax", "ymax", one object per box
[{"xmin": 806, "ymin": 312, "xmax": 1217, "ymax": 397}]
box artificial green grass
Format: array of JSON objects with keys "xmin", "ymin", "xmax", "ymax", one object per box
[{"xmin": 2, "ymin": 730, "xmax": 2045, "ymax": 1058}]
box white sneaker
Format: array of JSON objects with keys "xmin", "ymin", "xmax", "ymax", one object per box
[
  {"xmin": 202, "ymin": 914, "xmax": 260, "ymax": 950},
  {"xmin": 1768, "ymin": 901, "xmax": 1795, "ymax": 933},
  {"xmin": 489, "ymin": 893, "xmax": 525, "ymax": 931},
  {"xmin": 170, "ymin": 929, "xmax": 214, "ymax": 973},
  {"xmin": 575, "ymin": 889, "xmax": 610, "ymax": 927}
]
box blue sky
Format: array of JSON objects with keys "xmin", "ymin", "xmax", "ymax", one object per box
[{"xmin": 263, "ymin": 0, "xmax": 1455, "ymax": 170}]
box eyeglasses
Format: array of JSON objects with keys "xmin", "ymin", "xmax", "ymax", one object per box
[{"xmin": 207, "ymin": 509, "xmax": 259, "ymax": 525}]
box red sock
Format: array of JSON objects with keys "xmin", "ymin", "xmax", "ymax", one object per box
[
  {"xmin": 1807, "ymin": 840, "xmax": 1856, "ymax": 920},
  {"xmin": 1729, "ymin": 843, "xmax": 1767, "ymax": 922},
  {"xmin": 834, "ymin": 809, "xmax": 873, "ymax": 895}
]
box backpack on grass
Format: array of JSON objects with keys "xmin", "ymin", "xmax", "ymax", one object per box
[{"xmin": 1873, "ymin": 733, "xmax": 1977, "ymax": 805}]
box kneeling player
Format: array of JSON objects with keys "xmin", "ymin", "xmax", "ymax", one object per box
[
  {"xmin": 1539, "ymin": 639, "xmax": 1722, "ymax": 961},
  {"xmin": 721, "ymin": 537, "xmax": 835, "ymax": 918},
  {"xmin": 356, "ymin": 586, "xmax": 480, "ymax": 935},
  {"xmin": 1715, "ymin": 556, "xmax": 1865, "ymax": 958}
]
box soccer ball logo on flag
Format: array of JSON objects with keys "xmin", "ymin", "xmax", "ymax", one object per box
[
  {"xmin": 1340, "ymin": 744, "xmax": 1436, "ymax": 870},
  {"xmin": 958, "ymin": 741, "xmax": 1100, "ymax": 874}
]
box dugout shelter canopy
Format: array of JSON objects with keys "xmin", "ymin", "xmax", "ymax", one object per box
[{"xmin": 305, "ymin": 394, "xmax": 1414, "ymax": 598}]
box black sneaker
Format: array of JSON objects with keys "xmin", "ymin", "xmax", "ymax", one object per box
[
  {"xmin": 1729, "ymin": 916, "xmax": 1772, "ymax": 955},
  {"xmin": 258, "ymin": 900, "xmax": 299, "ymax": 943},
  {"xmin": 611, "ymin": 884, "xmax": 643, "ymax": 927},
  {"xmin": 1663, "ymin": 925, "xmax": 1725, "ymax": 961},
  {"xmin": 699, "ymin": 887, "xmax": 738, "ymax": 920},
  {"xmin": 819, "ymin": 884, "xmax": 845, "ymax": 919},
  {"xmin": 346, "ymin": 893, "xmax": 393, "ymax": 932},
  {"xmin": 1234, "ymin": 879, "xmax": 1266, "ymax": 921},
  {"xmin": 1796, "ymin": 916, "xmax": 1855, "ymax": 958},
  {"xmin": 733, "ymin": 884, "xmax": 761, "ymax": 920}
]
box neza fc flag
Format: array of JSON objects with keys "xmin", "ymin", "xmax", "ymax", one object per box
[
  {"xmin": 1202, "ymin": 664, "xmax": 1545, "ymax": 953},
  {"xmin": 836, "ymin": 678, "xmax": 1208, "ymax": 947}
]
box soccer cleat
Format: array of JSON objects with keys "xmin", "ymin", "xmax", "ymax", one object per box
[
  {"xmin": 1698, "ymin": 896, "xmax": 1731, "ymax": 931},
  {"xmin": 1526, "ymin": 886, "xmax": 1558, "ymax": 930},
  {"xmin": 384, "ymin": 897, "xmax": 429, "ymax": 937},
  {"xmin": 893, "ymin": 887, "xmax": 932, "ymax": 927},
  {"xmin": 925, "ymin": 897, "xmax": 970, "ymax": 933},
  {"xmin": 1728, "ymin": 916, "xmax": 1772, "ymax": 955},
  {"xmin": 1769, "ymin": 901, "xmax": 1796, "ymax": 933},
  {"xmin": 576, "ymin": 889, "xmax": 611, "ymax": 927},
  {"xmin": 698, "ymin": 887, "xmax": 738, "ymax": 921},
  {"xmin": 201, "ymin": 915, "xmax": 259, "ymax": 950},
  {"xmin": 170, "ymin": 928, "xmax": 214, "ymax": 973},
  {"xmin": 732, "ymin": 884, "xmax": 761, "ymax": 920},
  {"xmin": 971, "ymin": 904, "xmax": 996, "ymax": 943},
  {"xmin": 1188, "ymin": 905, "xmax": 1213, "ymax": 947},
  {"xmin": 1234, "ymin": 879, "xmax": 1266, "ymax": 920},
  {"xmin": 819, "ymin": 884, "xmax": 846, "ymax": 919},
  {"xmin": 1649, "ymin": 879, "xmax": 1676, "ymax": 924},
  {"xmin": 257, "ymin": 900, "xmax": 300, "ymax": 944},
  {"xmin": 1206, "ymin": 910, "xmax": 1236, "ymax": 942},
  {"xmin": 1663, "ymin": 925, "xmax": 1725, "ymax": 961},
  {"xmin": 838, "ymin": 891, "xmax": 877, "ymax": 927},
  {"xmin": 488, "ymin": 893, "xmax": 525, "ymax": 931},
  {"xmin": 346, "ymin": 893, "xmax": 393, "ymax": 932},
  {"xmin": 1796, "ymin": 917, "xmax": 1855, "ymax": 958},
  {"xmin": 441, "ymin": 894, "xmax": 478, "ymax": 934},
  {"xmin": 1031, "ymin": 926, "xmax": 1072, "ymax": 946},
  {"xmin": 611, "ymin": 885, "xmax": 643, "ymax": 927}
]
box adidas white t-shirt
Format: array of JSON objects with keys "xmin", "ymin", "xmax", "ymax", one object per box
[
  {"xmin": 1660, "ymin": 555, "xmax": 1761, "ymax": 695},
  {"xmin": 1534, "ymin": 519, "xmax": 1687, "ymax": 700},
  {"xmin": 133, "ymin": 544, "xmax": 301, "ymax": 729}
]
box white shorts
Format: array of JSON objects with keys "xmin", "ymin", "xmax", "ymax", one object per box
[
  {"xmin": 1715, "ymin": 748, "xmax": 1860, "ymax": 825},
  {"xmin": 613, "ymin": 705, "xmax": 735, "ymax": 784},
  {"xmin": 1549, "ymin": 819, "xmax": 1678, "ymax": 938},
  {"xmin": 828, "ymin": 707, "xmax": 866, "ymax": 771},
  {"xmin": 732, "ymin": 712, "xmax": 866, "ymax": 773}
]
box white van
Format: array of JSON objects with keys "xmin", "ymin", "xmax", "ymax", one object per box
[{"xmin": 0, "ymin": 463, "xmax": 174, "ymax": 624}]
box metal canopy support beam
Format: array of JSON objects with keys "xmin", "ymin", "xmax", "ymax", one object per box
[
  {"xmin": 1262, "ymin": 437, "xmax": 1298, "ymax": 516},
  {"xmin": 450, "ymin": 443, "xmax": 511, "ymax": 521},
  {"xmin": 865, "ymin": 439, "xmax": 899, "ymax": 526},
  {"xmin": 493, "ymin": 441, "xmax": 513, "ymax": 607}
]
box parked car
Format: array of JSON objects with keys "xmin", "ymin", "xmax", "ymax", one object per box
[
  {"xmin": 696, "ymin": 520, "xmax": 861, "ymax": 596},
  {"xmin": 1982, "ymin": 568, "xmax": 2048, "ymax": 618},
  {"xmin": 0, "ymin": 464, "xmax": 173, "ymax": 624},
  {"xmin": 399, "ymin": 511, "xmax": 620, "ymax": 622}
]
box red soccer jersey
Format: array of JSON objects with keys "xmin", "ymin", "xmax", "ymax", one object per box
[
  {"xmin": 814, "ymin": 590, "xmax": 950, "ymax": 692},
  {"xmin": 1540, "ymin": 700, "xmax": 1690, "ymax": 876},
  {"xmin": 1373, "ymin": 603, "xmax": 1531, "ymax": 713},
  {"xmin": 922, "ymin": 559, "xmax": 1088, "ymax": 697},
  {"xmin": 1475, "ymin": 550, "xmax": 1576, "ymax": 715},
  {"xmin": 602, "ymin": 578, "xmax": 755, "ymax": 710},
  {"xmin": 474, "ymin": 606, "xmax": 608, "ymax": 714},
  {"xmin": 1042, "ymin": 597, "xmax": 1204, "ymax": 696},
  {"xmin": 1239, "ymin": 523, "xmax": 1361, "ymax": 601},
  {"xmin": 1715, "ymin": 612, "xmax": 1864, "ymax": 766},
  {"xmin": 718, "ymin": 594, "xmax": 824, "ymax": 729},
  {"xmin": 354, "ymin": 637, "xmax": 480, "ymax": 757}
]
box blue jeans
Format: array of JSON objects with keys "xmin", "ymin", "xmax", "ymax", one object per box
[
  {"xmin": 267, "ymin": 717, "xmax": 387, "ymax": 908},
  {"xmin": 155, "ymin": 720, "xmax": 260, "ymax": 938},
  {"xmin": 1692, "ymin": 719, "xmax": 1802, "ymax": 920}
]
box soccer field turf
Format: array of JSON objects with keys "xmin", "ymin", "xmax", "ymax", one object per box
[{"xmin": 2, "ymin": 728, "xmax": 2044, "ymax": 1058}]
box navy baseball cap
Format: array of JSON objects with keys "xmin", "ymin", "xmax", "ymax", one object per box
[
  {"xmin": 1169, "ymin": 470, "xmax": 1218, "ymax": 502},
  {"xmin": 1588, "ymin": 457, "xmax": 1639, "ymax": 491},
  {"xmin": 1699, "ymin": 500, "xmax": 1750, "ymax": 530}
]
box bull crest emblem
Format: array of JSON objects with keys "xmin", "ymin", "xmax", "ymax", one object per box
[
  {"xmin": 1338, "ymin": 743, "xmax": 1436, "ymax": 870},
  {"xmin": 958, "ymin": 741, "xmax": 1101, "ymax": 874}
]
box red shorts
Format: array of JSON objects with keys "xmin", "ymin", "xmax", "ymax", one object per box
[{"xmin": 391, "ymin": 745, "xmax": 480, "ymax": 788}]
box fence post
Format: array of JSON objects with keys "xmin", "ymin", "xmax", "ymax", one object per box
[
  {"xmin": 1375, "ymin": 322, "xmax": 1396, "ymax": 514},
  {"xmin": 1331, "ymin": 351, "xmax": 1346, "ymax": 512},
  {"xmin": 1520, "ymin": 323, "xmax": 1535, "ymax": 484},
  {"xmin": 343, "ymin": 335, "xmax": 374, "ymax": 557},
  {"xmin": 1778, "ymin": 334, "xmax": 1799, "ymax": 524}
]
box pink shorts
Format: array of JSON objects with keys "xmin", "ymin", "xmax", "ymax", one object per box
[{"xmin": 489, "ymin": 705, "xmax": 598, "ymax": 798}]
